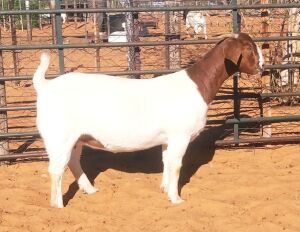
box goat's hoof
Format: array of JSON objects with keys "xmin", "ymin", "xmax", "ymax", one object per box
[
  {"xmin": 169, "ymin": 196, "xmax": 185, "ymax": 204},
  {"xmin": 50, "ymin": 201, "xmax": 64, "ymax": 208},
  {"xmin": 160, "ymin": 184, "xmax": 168, "ymax": 193},
  {"xmin": 82, "ymin": 186, "xmax": 98, "ymax": 194}
]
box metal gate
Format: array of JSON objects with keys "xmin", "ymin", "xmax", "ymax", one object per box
[{"xmin": 0, "ymin": 0, "xmax": 299, "ymax": 160}]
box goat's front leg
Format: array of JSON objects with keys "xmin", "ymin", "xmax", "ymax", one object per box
[
  {"xmin": 50, "ymin": 173, "xmax": 63, "ymax": 208},
  {"xmin": 68, "ymin": 142, "xmax": 98, "ymax": 194},
  {"xmin": 160, "ymin": 144, "xmax": 169, "ymax": 193},
  {"xmin": 165, "ymin": 136, "xmax": 190, "ymax": 204}
]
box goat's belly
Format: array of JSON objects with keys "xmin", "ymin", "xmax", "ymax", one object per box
[
  {"xmin": 79, "ymin": 135, "xmax": 106, "ymax": 150},
  {"xmin": 79, "ymin": 130, "xmax": 167, "ymax": 153}
]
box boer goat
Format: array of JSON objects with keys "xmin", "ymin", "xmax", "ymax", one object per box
[{"xmin": 34, "ymin": 33, "xmax": 264, "ymax": 208}]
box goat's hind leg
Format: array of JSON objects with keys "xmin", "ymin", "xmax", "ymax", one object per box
[
  {"xmin": 48, "ymin": 148, "xmax": 72, "ymax": 208},
  {"xmin": 68, "ymin": 141, "xmax": 98, "ymax": 194},
  {"xmin": 50, "ymin": 172, "xmax": 64, "ymax": 208},
  {"xmin": 47, "ymin": 136, "xmax": 78, "ymax": 208},
  {"xmin": 165, "ymin": 136, "xmax": 190, "ymax": 204}
]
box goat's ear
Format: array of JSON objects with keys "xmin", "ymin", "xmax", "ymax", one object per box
[
  {"xmin": 223, "ymin": 38, "xmax": 243, "ymax": 65},
  {"xmin": 223, "ymin": 38, "xmax": 243, "ymax": 75}
]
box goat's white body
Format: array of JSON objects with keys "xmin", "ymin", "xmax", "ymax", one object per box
[
  {"xmin": 37, "ymin": 71, "xmax": 207, "ymax": 154},
  {"xmin": 35, "ymin": 32, "xmax": 262, "ymax": 208},
  {"xmin": 34, "ymin": 54, "xmax": 208, "ymax": 207}
]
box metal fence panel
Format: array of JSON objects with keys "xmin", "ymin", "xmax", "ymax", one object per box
[{"xmin": 0, "ymin": 0, "xmax": 299, "ymax": 159}]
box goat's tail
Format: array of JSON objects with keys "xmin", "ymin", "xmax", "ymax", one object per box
[{"xmin": 33, "ymin": 52, "xmax": 50, "ymax": 92}]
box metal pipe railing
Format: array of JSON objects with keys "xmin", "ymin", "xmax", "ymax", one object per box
[
  {"xmin": 0, "ymin": 3, "xmax": 299, "ymax": 16},
  {"xmin": 0, "ymin": 152, "xmax": 47, "ymax": 161},
  {"xmin": 0, "ymin": 36, "xmax": 299, "ymax": 51},
  {"xmin": 0, "ymin": 106, "xmax": 36, "ymax": 112},
  {"xmin": 0, "ymin": 131, "xmax": 39, "ymax": 139},
  {"xmin": 1, "ymin": 114, "xmax": 299, "ymax": 139},
  {"xmin": 1, "ymin": 91, "xmax": 299, "ymax": 113},
  {"xmin": 225, "ymin": 115, "xmax": 300, "ymax": 124},
  {"xmin": 215, "ymin": 136, "xmax": 300, "ymax": 146},
  {"xmin": 0, "ymin": 63, "xmax": 299, "ymax": 82},
  {"xmin": 1, "ymin": 134, "xmax": 300, "ymax": 161}
]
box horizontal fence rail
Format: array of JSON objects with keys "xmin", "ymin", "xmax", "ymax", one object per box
[
  {"xmin": 0, "ymin": 64, "xmax": 300, "ymax": 82},
  {"xmin": 215, "ymin": 136, "xmax": 300, "ymax": 146},
  {"xmin": 1, "ymin": 3, "xmax": 299, "ymax": 16},
  {"xmin": 1, "ymin": 36, "xmax": 300, "ymax": 51},
  {"xmin": 1, "ymin": 113, "xmax": 300, "ymax": 139}
]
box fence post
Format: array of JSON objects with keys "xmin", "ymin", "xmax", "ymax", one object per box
[
  {"xmin": 92, "ymin": 0, "xmax": 100, "ymax": 71},
  {"xmin": 19, "ymin": 0, "xmax": 24, "ymax": 31},
  {"xmin": 1, "ymin": 0, "xmax": 7, "ymax": 30},
  {"xmin": 165, "ymin": 2, "xmax": 181, "ymax": 70},
  {"xmin": 50, "ymin": 0, "xmax": 56, "ymax": 44},
  {"xmin": 74, "ymin": 0, "xmax": 78, "ymax": 29},
  {"xmin": 0, "ymin": 25, "xmax": 9, "ymax": 156},
  {"xmin": 231, "ymin": 0, "xmax": 241, "ymax": 144},
  {"xmin": 55, "ymin": 0, "xmax": 65, "ymax": 74},
  {"xmin": 25, "ymin": 0, "xmax": 32, "ymax": 42},
  {"xmin": 8, "ymin": 0, "xmax": 19, "ymax": 85},
  {"xmin": 38, "ymin": 0, "xmax": 43, "ymax": 30},
  {"xmin": 124, "ymin": 0, "xmax": 141, "ymax": 78},
  {"xmin": 261, "ymin": 0, "xmax": 272, "ymax": 138},
  {"xmin": 288, "ymin": 7, "xmax": 300, "ymax": 88}
]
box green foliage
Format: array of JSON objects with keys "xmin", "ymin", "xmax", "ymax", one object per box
[{"xmin": 0, "ymin": 0, "xmax": 49, "ymax": 29}]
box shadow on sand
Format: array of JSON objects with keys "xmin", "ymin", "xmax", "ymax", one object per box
[{"xmin": 63, "ymin": 124, "xmax": 229, "ymax": 206}]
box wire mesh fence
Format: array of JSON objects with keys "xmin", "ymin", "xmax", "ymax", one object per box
[{"xmin": 0, "ymin": 0, "xmax": 299, "ymax": 158}]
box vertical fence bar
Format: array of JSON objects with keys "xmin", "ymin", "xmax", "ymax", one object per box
[
  {"xmin": 38, "ymin": 0, "xmax": 42, "ymax": 30},
  {"xmin": 0, "ymin": 26, "xmax": 9, "ymax": 156},
  {"xmin": 125, "ymin": 0, "xmax": 140, "ymax": 78},
  {"xmin": 164, "ymin": 11, "xmax": 170, "ymax": 69},
  {"xmin": 93, "ymin": 0, "xmax": 100, "ymax": 71},
  {"xmin": 8, "ymin": 0, "xmax": 19, "ymax": 84},
  {"xmin": 25, "ymin": 0, "xmax": 32, "ymax": 42},
  {"xmin": 231, "ymin": 0, "xmax": 240, "ymax": 144},
  {"xmin": 165, "ymin": 3, "xmax": 181, "ymax": 70},
  {"xmin": 169, "ymin": 13, "xmax": 181, "ymax": 69},
  {"xmin": 55, "ymin": 0, "xmax": 65, "ymax": 74},
  {"xmin": 1, "ymin": 0, "xmax": 6, "ymax": 30},
  {"xmin": 74, "ymin": 0, "xmax": 78, "ymax": 29},
  {"xmin": 50, "ymin": 0, "xmax": 56, "ymax": 44},
  {"xmin": 261, "ymin": 0, "xmax": 272, "ymax": 138}
]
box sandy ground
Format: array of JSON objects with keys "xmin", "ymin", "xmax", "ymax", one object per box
[{"xmin": 0, "ymin": 137, "xmax": 299, "ymax": 232}]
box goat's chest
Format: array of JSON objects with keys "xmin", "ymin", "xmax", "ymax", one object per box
[{"xmin": 161, "ymin": 85, "xmax": 208, "ymax": 138}]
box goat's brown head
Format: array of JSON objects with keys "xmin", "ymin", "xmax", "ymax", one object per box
[{"xmin": 221, "ymin": 33, "xmax": 264, "ymax": 76}]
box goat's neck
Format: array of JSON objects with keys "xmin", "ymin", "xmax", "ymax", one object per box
[{"xmin": 186, "ymin": 47, "xmax": 230, "ymax": 104}]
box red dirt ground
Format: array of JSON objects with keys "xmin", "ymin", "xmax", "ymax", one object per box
[{"xmin": 0, "ymin": 143, "xmax": 299, "ymax": 232}]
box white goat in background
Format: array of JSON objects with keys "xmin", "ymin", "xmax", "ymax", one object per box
[
  {"xmin": 280, "ymin": 7, "xmax": 300, "ymax": 86},
  {"xmin": 185, "ymin": 11, "xmax": 208, "ymax": 39},
  {"xmin": 61, "ymin": 13, "xmax": 67, "ymax": 24}
]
